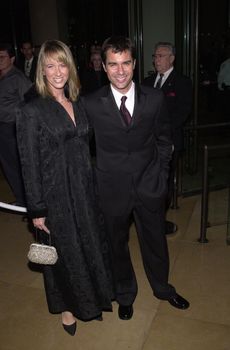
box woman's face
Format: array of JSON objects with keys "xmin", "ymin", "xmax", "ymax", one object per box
[
  {"xmin": 43, "ymin": 55, "xmax": 69, "ymax": 93},
  {"xmin": 91, "ymin": 53, "xmax": 102, "ymax": 71}
]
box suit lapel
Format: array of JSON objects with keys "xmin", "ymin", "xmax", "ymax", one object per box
[
  {"xmin": 132, "ymin": 85, "xmax": 147, "ymax": 126},
  {"xmin": 162, "ymin": 70, "xmax": 175, "ymax": 93},
  {"xmin": 101, "ymin": 87, "xmax": 127, "ymax": 129}
]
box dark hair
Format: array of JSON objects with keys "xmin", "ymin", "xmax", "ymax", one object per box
[
  {"xmin": 154, "ymin": 42, "xmax": 176, "ymax": 56},
  {"xmin": 101, "ymin": 36, "xmax": 136, "ymax": 63},
  {"xmin": 20, "ymin": 40, "xmax": 34, "ymax": 48},
  {"xmin": 0, "ymin": 43, "xmax": 15, "ymax": 57}
]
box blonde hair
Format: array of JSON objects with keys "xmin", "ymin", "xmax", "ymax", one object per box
[{"xmin": 36, "ymin": 40, "xmax": 80, "ymax": 101}]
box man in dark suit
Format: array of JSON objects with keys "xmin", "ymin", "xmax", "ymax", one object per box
[
  {"xmin": 81, "ymin": 36, "xmax": 189, "ymax": 320},
  {"xmin": 0, "ymin": 43, "xmax": 31, "ymax": 206},
  {"xmin": 143, "ymin": 42, "xmax": 192, "ymax": 235},
  {"xmin": 17, "ymin": 41, "xmax": 37, "ymax": 82}
]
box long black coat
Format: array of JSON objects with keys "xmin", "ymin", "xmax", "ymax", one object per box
[
  {"xmin": 16, "ymin": 96, "xmax": 113, "ymax": 320},
  {"xmin": 143, "ymin": 69, "xmax": 192, "ymax": 151},
  {"xmin": 81, "ymin": 84, "xmax": 172, "ymax": 216}
]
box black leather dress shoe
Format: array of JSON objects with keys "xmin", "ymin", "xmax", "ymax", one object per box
[
  {"xmin": 168, "ymin": 294, "xmax": 190, "ymax": 310},
  {"xmin": 118, "ymin": 305, "xmax": 133, "ymax": 320},
  {"xmin": 165, "ymin": 220, "xmax": 178, "ymax": 235}
]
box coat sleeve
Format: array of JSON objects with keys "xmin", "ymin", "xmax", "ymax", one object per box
[
  {"xmin": 172, "ymin": 76, "xmax": 192, "ymax": 129},
  {"xmin": 16, "ymin": 105, "xmax": 48, "ymax": 218},
  {"xmin": 79, "ymin": 96, "xmax": 94, "ymax": 140},
  {"xmin": 17, "ymin": 72, "xmax": 32, "ymax": 101}
]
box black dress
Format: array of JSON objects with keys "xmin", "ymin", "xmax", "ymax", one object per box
[{"xmin": 16, "ymin": 96, "xmax": 114, "ymax": 320}]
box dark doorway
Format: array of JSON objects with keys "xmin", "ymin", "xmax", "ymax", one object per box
[
  {"xmin": 198, "ymin": 0, "xmax": 230, "ymax": 124},
  {"xmin": 67, "ymin": 0, "xmax": 129, "ymax": 46},
  {"xmin": 67, "ymin": 0, "xmax": 129, "ymax": 73},
  {"xmin": 179, "ymin": 0, "xmax": 230, "ymax": 197},
  {"xmin": 0, "ymin": 0, "xmax": 31, "ymax": 60}
]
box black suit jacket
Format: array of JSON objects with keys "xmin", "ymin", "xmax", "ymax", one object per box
[
  {"xmin": 17, "ymin": 56, "xmax": 37, "ymax": 82},
  {"xmin": 81, "ymin": 84, "xmax": 172, "ymax": 215},
  {"xmin": 143, "ymin": 69, "xmax": 192, "ymax": 151}
]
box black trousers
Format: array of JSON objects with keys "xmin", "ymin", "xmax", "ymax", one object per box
[
  {"xmin": 0, "ymin": 122, "xmax": 25, "ymax": 205},
  {"xmin": 103, "ymin": 187, "xmax": 176, "ymax": 306}
]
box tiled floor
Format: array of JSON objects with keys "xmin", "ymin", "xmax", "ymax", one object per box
[{"xmin": 0, "ymin": 175, "xmax": 230, "ymax": 350}]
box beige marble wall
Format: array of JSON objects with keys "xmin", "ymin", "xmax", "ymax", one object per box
[{"xmin": 28, "ymin": 0, "xmax": 68, "ymax": 49}]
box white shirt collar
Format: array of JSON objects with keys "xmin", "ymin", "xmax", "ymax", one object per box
[
  {"xmin": 111, "ymin": 81, "xmax": 135, "ymax": 116},
  {"xmin": 155, "ymin": 67, "xmax": 174, "ymax": 87},
  {"xmin": 25, "ymin": 57, "xmax": 34, "ymax": 65}
]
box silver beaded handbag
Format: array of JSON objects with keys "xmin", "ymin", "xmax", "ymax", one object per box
[{"xmin": 27, "ymin": 230, "xmax": 58, "ymax": 265}]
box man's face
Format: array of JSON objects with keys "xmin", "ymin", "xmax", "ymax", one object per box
[
  {"xmin": 21, "ymin": 43, "xmax": 34, "ymax": 60},
  {"xmin": 103, "ymin": 49, "xmax": 136, "ymax": 94},
  {"xmin": 0, "ymin": 50, "xmax": 14, "ymax": 75},
  {"xmin": 153, "ymin": 46, "xmax": 174, "ymax": 74}
]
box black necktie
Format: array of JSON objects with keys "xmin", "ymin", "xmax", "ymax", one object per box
[
  {"xmin": 120, "ymin": 96, "xmax": 132, "ymax": 126},
  {"xmin": 155, "ymin": 73, "xmax": 164, "ymax": 89},
  {"xmin": 25, "ymin": 61, "xmax": 30, "ymax": 77}
]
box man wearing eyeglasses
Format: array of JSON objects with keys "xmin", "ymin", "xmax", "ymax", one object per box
[
  {"xmin": 0, "ymin": 43, "xmax": 31, "ymax": 206},
  {"xmin": 143, "ymin": 42, "xmax": 192, "ymax": 235}
]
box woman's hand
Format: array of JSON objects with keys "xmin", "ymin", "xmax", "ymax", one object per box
[{"xmin": 32, "ymin": 217, "xmax": 50, "ymax": 234}]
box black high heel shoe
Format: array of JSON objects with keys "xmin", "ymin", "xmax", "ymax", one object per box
[{"xmin": 62, "ymin": 321, "xmax": 77, "ymax": 336}]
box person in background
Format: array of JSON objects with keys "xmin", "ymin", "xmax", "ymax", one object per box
[
  {"xmin": 217, "ymin": 51, "xmax": 230, "ymax": 117},
  {"xmin": 143, "ymin": 42, "xmax": 192, "ymax": 235},
  {"xmin": 80, "ymin": 51, "xmax": 109, "ymax": 157},
  {"xmin": 17, "ymin": 40, "xmax": 37, "ymax": 82},
  {"xmin": 81, "ymin": 36, "xmax": 190, "ymax": 322},
  {"xmin": 16, "ymin": 40, "xmax": 114, "ymax": 336},
  {"xmin": 80, "ymin": 51, "xmax": 109, "ymax": 95},
  {"xmin": 0, "ymin": 43, "xmax": 31, "ymax": 206}
]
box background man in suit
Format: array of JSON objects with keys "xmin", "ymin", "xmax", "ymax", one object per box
[
  {"xmin": 17, "ymin": 41, "xmax": 37, "ymax": 82},
  {"xmin": 217, "ymin": 53, "xmax": 230, "ymax": 117},
  {"xmin": 0, "ymin": 43, "xmax": 31, "ymax": 206},
  {"xmin": 81, "ymin": 36, "xmax": 189, "ymax": 321},
  {"xmin": 143, "ymin": 42, "xmax": 193, "ymax": 235}
]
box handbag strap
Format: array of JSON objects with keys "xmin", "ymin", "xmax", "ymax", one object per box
[{"xmin": 35, "ymin": 228, "xmax": 52, "ymax": 245}]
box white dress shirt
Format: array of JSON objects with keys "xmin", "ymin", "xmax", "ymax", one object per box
[
  {"xmin": 154, "ymin": 67, "xmax": 174, "ymax": 87},
  {"xmin": 24, "ymin": 57, "xmax": 33, "ymax": 77},
  {"xmin": 111, "ymin": 81, "xmax": 135, "ymax": 117}
]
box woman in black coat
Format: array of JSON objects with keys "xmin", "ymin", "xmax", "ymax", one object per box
[{"xmin": 16, "ymin": 40, "xmax": 113, "ymax": 336}]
